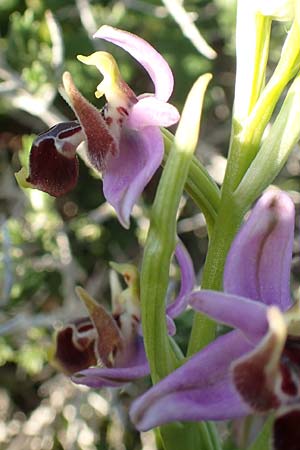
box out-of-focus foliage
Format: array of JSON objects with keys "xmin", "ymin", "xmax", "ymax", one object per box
[{"xmin": 1, "ymin": 1, "xmax": 300, "ymax": 449}]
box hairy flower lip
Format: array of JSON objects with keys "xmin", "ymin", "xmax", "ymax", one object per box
[
  {"xmin": 62, "ymin": 71, "xmax": 119, "ymax": 172},
  {"xmin": 26, "ymin": 121, "xmax": 83, "ymax": 197}
]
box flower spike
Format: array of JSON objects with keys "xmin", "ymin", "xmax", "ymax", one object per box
[{"xmin": 129, "ymin": 189, "xmax": 300, "ymax": 449}]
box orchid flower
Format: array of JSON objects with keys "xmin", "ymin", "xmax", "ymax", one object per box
[
  {"xmin": 18, "ymin": 26, "xmax": 179, "ymax": 228},
  {"xmin": 130, "ymin": 189, "xmax": 300, "ymax": 450},
  {"xmin": 52, "ymin": 240, "xmax": 194, "ymax": 388}
]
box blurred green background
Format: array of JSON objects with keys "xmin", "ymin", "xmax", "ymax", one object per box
[{"xmin": 0, "ymin": 1, "xmax": 299, "ymax": 449}]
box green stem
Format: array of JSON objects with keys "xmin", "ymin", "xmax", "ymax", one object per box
[
  {"xmin": 162, "ymin": 128, "xmax": 221, "ymax": 236},
  {"xmin": 234, "ymin": 5, "xmax": 270, "ymax": 121},
  {"xmin": 247, "ymin": 15, "xmax": 271, "ymax": 113},
  {"xmin": 141, "ymin": 74, "xmax": 212, "ymax": 382},
  {"xmin": 236, "ymin": 71, "xmax": 300, "ymax": 206},
  {"xmin": 187, "ymin": 193, "xmax": 245, "ymax": 354},
  {"xmin": 141, "ymin": 75, "xmax": 214, "ymax": 450},
  {"xmin": 234, "ymin": 18, "xmax": 300, "ymax": 189},
  {"xmin": 159, "ymin": 422, "xmax": 215, "ymax": 450},
  {"xmin": 247, "ymin": 415, "xmax": 273, "ymax": 450}
]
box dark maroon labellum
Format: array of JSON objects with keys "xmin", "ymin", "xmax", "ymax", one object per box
[
  {"xmin": 55, "ymin": 318, "xmax": 97, "ymax": 375},
  {"xmin": 273, "ymin": 408, "xmax": 300, "ymax": 450},
  {"xmin": 27, "ymin": 121, "xmax": 82, "ymax": 197},
  {"xmin": 280, "ymin": 337, "xmax": 300, "ymax": 397}
]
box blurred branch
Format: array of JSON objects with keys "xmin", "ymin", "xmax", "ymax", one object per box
[
  {"xmin": 75, "ymin": 0, "xmax": 98, "ymax": 40},
  {"xmin": 0, "ymin": 11, "xmax": 66, "ymax": 128},
  {"xmin": 45, "ymin": 10, "xmax": 64, "ymax": 75},
  {"xmin": 10, "ymin": 91, "xmax": 66, "ymax": 127},
  {"xmin": 0, "ymin": 312, "xmax": 64, "ymax": 336},
  {"xmin": 56, "ymin": 228, "xmax": 81, "ymax": 310},
  {"xmin": 0, "ymin": 219, "xmax": 13, "ymax": 306},
  {"xmin": 0, "ymin": 67, "xmax": 65, "ymax": 127},
  {"xmin": 123, "ymin": 0, "xmax": 167, "ymax": 17},
  {"xmin": 162, "ymin": 0, "xmax": 217, "ymax": 59}
]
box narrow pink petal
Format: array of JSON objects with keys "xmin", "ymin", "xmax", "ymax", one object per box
[
  {"xmin": 166, "ymin": 315, "xmax": 176, "ymax": 336},
  {"xmin": 224, "ymin": 189, "xmax": 294, "ymax": 311},
  {"xmin": 103, "ymin": 126, "xmax": 163, "ymax": 228},
  {"xmin": 71, "ymin": 361, "xmax": 149, "ymax": 388},
  {"xmin": 94, "ymin": 25, "xmax": 174, "ymax": 102},
  {"xmin": 127, "ymin": 97, "xmax": 180, "ymax": 130},
  {"xmin": 190, "ymin": 290, "xmax": 268, "ymax": 344},
  {"xmin": 138, "ymin": 314, "xmax": 176, "ymax": 336},
  {"xmin": 72, "ymin": 337, "xmax": 149, "ymax": 388},
  {"xmin": 130, "ymin": 330, "xmax": 252, "ymax": 431},
  {"xmin": 167, "ymin": 240, "xmax": 195, "ymax": 319}
]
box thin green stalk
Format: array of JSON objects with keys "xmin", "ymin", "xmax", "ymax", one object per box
[
  {"xmin": 248, "ymin": 15, "xmax": 272, "ymax": 113},
  {"xmin": 236, "ymin": 71, "xmax": 300, "ymax": 206},
  {"xmin": 160, "ymin": 422, "xmax": 215, "ymax": 450},
  {"xmin": 141, "ymin": 73, "xmax": 212, "ymax": 382},
  {"xmin": 234, "ymin": 4, "xmax": 271, "ymax": 121},
  {"xmin": 162, "ymin": 128, "xmax": 221, "ymax": 236},
  {"xmin": 187, "ymin": 193, "xmax": 245, "ymax": 355},
  {"xmin": 234, "ymin": 18, "xmax": 300, "ymax": 189},
  {"xmin": 247, "ymin": 415, "xmax": 273, "ymax": 450},
  {"xmin": 141, "ymin": 74, "xmax": 214, "ymax": 450}
]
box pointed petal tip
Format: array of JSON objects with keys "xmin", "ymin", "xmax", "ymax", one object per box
[
  {"xmin": 117, "ymin": 212, "xmax": 130, "ymax": 229},
  {"xmin": 75, "ymin": 286, "xmax": 98, "ymax": 314},
  {"xmin": 166, "ymin": 240, "xmax": 195, "ymax": 320},
  {"xmin": 260, "ymin": 187, "xmax": 294, "ymax": 218},
  {"xmin": 61, "ymin": 69, "xmax": 118, "ymax": 172},
  {"xmin": 62, "ymin": 71, "xmax": 72, "ymax": 89},
  {"xmin": 224, "ymin": 188, "xmax": 294, "ymax": 310},
  {"xmin": 93, "ymin": 25, "xmax": 113, "ymax": 39},
  {"xmin": 15, "ymin": 167, "xmax": 33, "ymax": 189},
  {"xmin": 93, "ymin": 25, "xmax": 174, "ymax": 102},
  {"xmin": 175, "ymin": 72, "xmax": 212, "ymax": 152},
  {"xmin": 109, "ymin": 262, "xmax": 138, "ymax": 285},
  {"xmin": 76, "ymin": 54, "xmax": 89, "ymax": 65}
]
